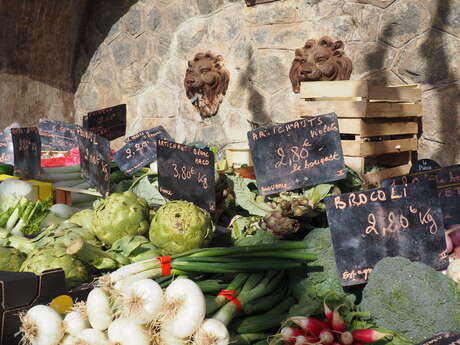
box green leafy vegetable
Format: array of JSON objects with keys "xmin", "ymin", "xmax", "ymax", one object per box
[
  {"xmin": 227, "ymin": 175, "xmax": 273, "ymax": 217},
  {"xmin": 288, "ymin": 228, "xmax": 352, "ymax": 316},
  {"xmin": 109, "ymin": 235, "xmax": 160, "ymax": 262},
  {"xmin": 235, "ymin": 229, "xmax": 278, "ymax": 246},
  {"xmin": 0, "ymin": 247, "xmax": 26, "ymax": 271},
  {"xmin": 304, "ymin": 184, "xmax": 333, "ymax": 204},
  {"xmin": 131, "ymin": 176, "xmax": 166, "ymax": 207},
  {"xmin": 68, "ymin": 209, "xmax": 94, "ymax": 230},
  {"xmin": 360, "ymin": 256, "xmax": 460, "ymax": 343}
]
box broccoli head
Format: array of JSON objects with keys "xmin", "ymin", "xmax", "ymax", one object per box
[{"xmin": 360, "ymin": 256, "xmax": 460, "ymax": 343}]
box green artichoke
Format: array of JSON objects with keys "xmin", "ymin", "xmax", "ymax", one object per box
[
  {"xmin": 69, "ymin": 209, "xmax": 94, "ymax": 230},
  {"xmin": 149, "ymin": 200, "xmax": 215, "ymax": 255},
  {"xmin": 92, "ymin": 191, "xmax": 149, "ymax": 246},
  {"xmin": 20, "ymin": 247, "xmax": 90, "ymax": 288},
  {"xmin": 0, "ymin": 247, "xmax": 26, "ymax": 271}
]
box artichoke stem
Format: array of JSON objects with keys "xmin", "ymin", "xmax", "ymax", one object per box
[{"xmin": 67, "ymin": 238, "xmax": 121, "ymax": 270}]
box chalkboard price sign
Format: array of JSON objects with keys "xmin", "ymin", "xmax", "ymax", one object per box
[
  {"xmin": 325, "ymin": 181, "xmax": 447, "ymax": 286},
  {"xmin": 382, "ymin": 165, "xmax": 460, "ymax": 229},
  {"xmin": 83, "ymin": 104, "xmax": 126, "ymax": 141},
  {"xmin": 416, "ymin": 332, "xmax": 460, "ymax": 345},
  {"xmin": 76, "ymin": 126, "xmax": 111, "ymax": 196},
  {"xmin": 38, "ymin": 119, "xmax": 77, "ymax": 151},
  {"xmin": 436, "ymin": 165, "xmax": 460, "ymax": 229},
  {"xmin": 11, "ymin": 127, "xmax": 41, "ymax": 179},
  {"xmin": 115, "ymin": 126, "xmax": 172, "ymax": 175},
  {"xmin": 410, "ymin": 159, "xmax": 441, "ymax": 173},
  {"xmin": 157, "ymin": 139, "xmax": 215, "ymax": 212},
  {"xmin": 248, "ymin": 113, "xmax": 345, "ymax": 195}
]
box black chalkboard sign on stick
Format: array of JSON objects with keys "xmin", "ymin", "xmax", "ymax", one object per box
[
  {"xmin": 436, "ymin": 165, "xmax": 460, "ymax": 229},
  {"xmin": 11, "ymin": 127, "xmax": 41, "ymax": 179},
  {"xmin": 410, "ymin": 159, "xmax": 441, "ymax": 173},
  {"xmin": 325, "ymin": 181, "xmax": 447, "ymax": 286},
  {"xmin": 115, "ymin": 126, "xmax": 172, "ymax": 175},
  {"xmin": 76, "ymin": 126, "xmax": 111, "ymax": 197},
  {"xmin": 248, "ymin": 113, "xmax": 345, "ymax": 195},
  {"xmin": 157, "ymin": 139, "xmax": 215, "ymax": 212},
  {"xmin": 381, "ymin": 164, "xmax": 460, "ymax": 229},
  {"xmin": 38, "ymin": 119, "xmax": 77, "ymax": 151},
  {"xmin": 83, "ymin": 104, "xmax": 126, "ymax": 141},
  {"xmin": 415, "ymin": 332, "xmax": 460, "ymax": 345}
]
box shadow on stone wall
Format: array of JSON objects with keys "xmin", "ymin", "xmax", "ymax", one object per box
[
  {"xmin": 421, "ymin": 0, "xmax": 459, "ymax": 162},
  {"xmin": 73, "ymin": 0, "xmax": 141, "ymax": 90},
  {"xmin": 240, "ymin": 46, "xmax": 272, "ymax": 128}
]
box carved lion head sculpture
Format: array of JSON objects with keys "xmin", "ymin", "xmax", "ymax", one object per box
[
  {"xmin": 289, "ymin": 36, "xmax": 352, "ymax": 93},
  {"xmin": 184, "ymin": 51, "xmax": 230, "ymax": 118}
]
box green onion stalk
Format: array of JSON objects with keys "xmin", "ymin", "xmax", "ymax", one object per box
[
  {"xmin": 212, "ymin": 271, "xmax": 285, "ymax": 326},
  {"xmin": 99, "ymin": 242, "xmax": 317, "ymax": 290}
]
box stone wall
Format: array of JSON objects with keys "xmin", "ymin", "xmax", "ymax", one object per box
[
  {"xmin": 73, "ymin": 0, "xmax": 460, "ymax": 165},
  {"xmin": 0, "ymin": 0, "xmax": 88, "ymax": 127}
]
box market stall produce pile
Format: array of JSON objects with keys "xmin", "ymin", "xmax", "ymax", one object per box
[{"xmin": 0, "ymin": 160, "xmax": 458, "ymax": 345}]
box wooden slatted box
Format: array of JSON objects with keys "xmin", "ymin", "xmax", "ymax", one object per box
[{"xmin": 298, "ymin": 80, "xmax": 422, "ymax": 185}]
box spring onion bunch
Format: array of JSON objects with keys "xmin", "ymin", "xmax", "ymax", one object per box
[{"xmin": 100, "ymin": 241, "xmax": 317, "ymax": 290}]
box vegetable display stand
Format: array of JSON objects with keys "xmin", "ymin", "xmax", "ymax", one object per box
[
  {"xmin": 298, "ymin": 80, "xmax": 422, "ymax": 186},
  {"xmin": 225, "ymin": 147, "xmax": 254, "ymax": 168},
  {"xmin": 0, "ymin": 269, "xmax": 91, "ymax": 345},
  {"xmin": 55, "ymin": 187, "xmax": 102, "ymax": 206}
]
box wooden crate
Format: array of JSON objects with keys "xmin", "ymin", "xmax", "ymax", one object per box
[
  {"xmin": 55, "ymin": 187, "xmax": 101, "ymax": 206},
  {"xmin": 298, "ymin": 80, "xmax": 422, "ymax": 182}
]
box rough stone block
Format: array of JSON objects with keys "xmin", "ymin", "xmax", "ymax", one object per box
[
  {"xmin": 395, "ymin": 30, "xmax": 460, "ymax": 86},
  {"xmin": 379, "ymin": 0, "xmax": 432, "ymax": 48}
]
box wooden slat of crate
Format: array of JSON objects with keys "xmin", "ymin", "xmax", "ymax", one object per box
[
  {"xmin": 368, "ymin": 86, "xmax": 421, "ymax": 103},
  {"xmin": 363, "ymin": 163, "xmax": 412, "ymax": 188},
  {"xmin": 366, "ymin": 103, "xmax": 422, "ymax": 117},
  {"xmin": 299, "ymin": 80, "xmax": 421, "ymax": 103},
  {"xmin": 300, "ymin": 80, "xmax": 368, "ymax": 99},
  {"xmin": 55, "ymin": 187, "xmax": 102, "ymax": 206},
  {"xmin": 344, "ymin": 151, "xmax": 412, "ymax": 175},
  {"xmin": 298, "ymin": 101, "xmax": 422, "ymax": 118},
  {"xmin": 338, "ymin": 119, "xmax": 418, "ymax": 136},
  {"xmin": 298, "ymin": 101, "xmax": 367, "ymax": 118},
  {"xmin": 226, "ymin": 149, "xmax": 253, "ymax": 167},
  {"xmin": 341, "ymin": 138, "xmax": 417, "ymax": 157}
]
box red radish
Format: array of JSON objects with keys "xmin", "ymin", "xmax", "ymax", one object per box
[
  {"xmin": 352, "ymin": 330, "xmax": 391, "ymax": 343},
  {"xmin": 331, "ymin": 306, "xmax": 346, "ymax": 332},
  {"xmin": 324, "ymin": 302, "xmax": 333, "ymax": 325},
  {"xmin": 454, "ymin": 247, "xmax": 460, "ymax": 259},
  {"xmin": 280, "ymin": 327, "xmax": 304, "ymax": 342},
  {"xmin": 446, "ymin": 232, "xmax": 454, "ymax": 253},
  {"xmin": 289, "ymin": 316, "xmax": 329, "ymax": 336},
  {"xmin": 340, "ymin": 331, "xmax": 353, "ymax": 345},
  {"xmin": 295, "ymin": 335, "xmax": 307, "ymax": 345},
  {"xmin": 332, "ymin": 343, "xmax": 341, "ymax": 345},
  {"xmin": 305, "ymin": 335, "xmax": 320, "ymax": 343},
  {"xmin": 447, "ymin": 226, "xmax": 460, "ymax": 246},
  {"xmin": 319, "ymin": 330, "xmax": 335, "ymax": 345}
]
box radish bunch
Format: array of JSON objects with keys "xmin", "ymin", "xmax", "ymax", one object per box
[
  {"xmin": 445, "ymin": 225, "xmax": 460, "ymax": 260},
  {"xmin": 444, "ymin": 225, "xmax": 460, "ymax": 285},
  {"xmin": 19, "ymin": 278, "xmax": 229, "ymax": 345},
  {"xmin": 279, "ymin": 302, "xmax": 391, "ymax": 345}
]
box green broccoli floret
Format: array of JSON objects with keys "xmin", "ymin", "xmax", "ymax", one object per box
[
  {"xmin": 288, "ymin": 228, "xmax": 354, "ymax": 316},
  {"xmin": 360, "ymin": 256, "xmax": 460, "ymax": 343}
]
